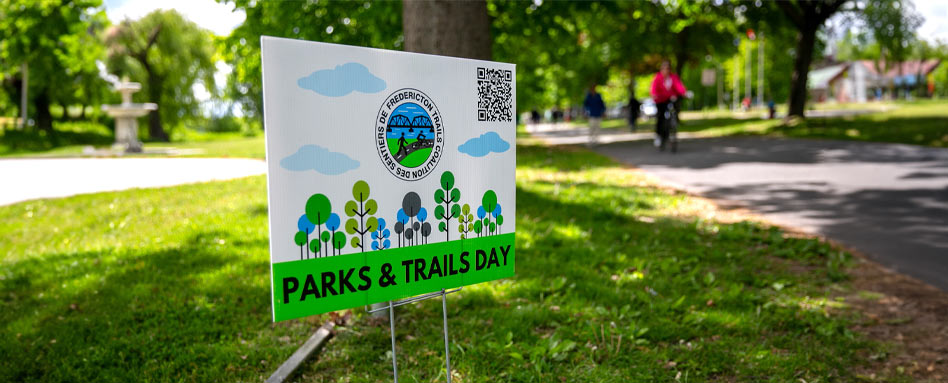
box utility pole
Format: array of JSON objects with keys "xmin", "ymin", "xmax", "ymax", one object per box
[
  {"xmin": 19, "ymin": 63, "xmax": 28, "ymax": 129},
  {"xmin": 757, "ymin": 32, "xmax": 765, "ymax": 106}
]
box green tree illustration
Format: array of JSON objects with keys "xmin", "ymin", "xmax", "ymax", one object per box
[
  {"xmin": 496, "ymin": 214, "xmax": 505, "ymax": 234},
  {"xmin": 457, "ymin": 203, "xmax": 474, "ymax": 239},
  {"xmin": 344, "ymin": 180, "xmax": 379, "ymax": 252},
  {"xmin": 309, "ymin": 238, "xmax": 320, "ymax": 256},
  {"xmin": 294, "ymin": 231, "xmax": 307, "ymax": 260},
  {"xmin": 332, "ymin": 232, "xmax": 346, "ymax": 255},
  {"xmin": 481, "ymin": 190, "xmax": 497, "ymax": 236},
  {"xmin": 305, "ymin": 194, "xmax": 332, "ymax": 258},
  {"xmin": 320, "ymin": 231, "xmax": 331, "ymax": 257},
  {"xmin": 473, "ymin": 220, "xmax": 483, "ymax": 237},
  {"xmin": 434, "ymin": 171, "xmax": 461, "ymax": 241}
]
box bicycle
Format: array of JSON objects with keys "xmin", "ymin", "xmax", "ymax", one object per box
[{"xmin": 658, "ymin": 101, "xmax": 679, "ymax": 153}]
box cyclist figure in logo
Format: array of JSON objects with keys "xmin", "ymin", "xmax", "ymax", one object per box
[
  {"xmin": 396, "ymin": 132, "xmax": 408, "ymax": 156},
  {"xmin": 416, "ymin": 131, "xmax": 426, "ymax": 141}
]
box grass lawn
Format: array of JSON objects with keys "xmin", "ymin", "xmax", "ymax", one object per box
[
  {"xmin": 564, "ymin": 99, "xmax": 948, "ymax": 147},
  {"xmin": 0, "ymin": 123, "xmax": 266, "ymax": 159},
  {"xmin": 1, "ymin": 140, "xmax": 895, "ymax": 381}
]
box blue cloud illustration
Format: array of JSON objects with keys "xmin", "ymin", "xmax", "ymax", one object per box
[
  {"xmin": 280, "ymin": 145, "xmax": 360, "ymax": 175},
  {"xmin": 297, "ymin": 62, "xmax": 386, "ymax": 97},
  {"xmin": 458, "ymin": 132, "xmax": 511, "ymax": 157}
]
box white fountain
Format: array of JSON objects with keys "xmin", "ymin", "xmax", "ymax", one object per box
[{"xmin": 102, "ymin": 80, "xmax": 157, "ymax": 153}]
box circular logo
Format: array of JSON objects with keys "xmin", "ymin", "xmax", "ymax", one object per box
[{"xmin": 375, "ymin": 88, "xmax": 443, "ymax": 181}]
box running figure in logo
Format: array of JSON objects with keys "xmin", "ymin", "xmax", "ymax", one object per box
[{"xmin": 385, "ymin": 102, "xmax": 436, "ymax": 167}]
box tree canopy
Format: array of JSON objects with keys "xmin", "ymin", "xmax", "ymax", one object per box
[
  {"xmin": 105, "ymin": 9, "xmax": 217, "ymax": 141},
  {"xmin": 0, "ymin": 0, "xmax": 108, "ymax": 131}
]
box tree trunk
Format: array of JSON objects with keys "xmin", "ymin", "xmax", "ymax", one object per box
[
  {"xmin": 787, "ymin": 24, "xmax": 817, "ymax": 118},
  {"xmin": 35, "ymin": 89, "xmax": 53, "ymax": 134},
  {"xmin": 146, "ymin": 72, "xmax": 169, "ymax": 142},
  {"xmin": 402, "ymin": 0, "xmax": 492, "ymax": 60}
]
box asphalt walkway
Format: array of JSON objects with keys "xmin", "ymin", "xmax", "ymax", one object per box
[
  {"xmin": 590, "ymin": 136, "xmax": 948, "ymax": 291},
  {"xmin": 0, "ymin": 157, "xmax": 267, "ymax": 206}
]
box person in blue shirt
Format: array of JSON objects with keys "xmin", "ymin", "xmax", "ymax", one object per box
[{"xmin": 583, "ymin": 85, "xmax": 606, "ymax": 147}]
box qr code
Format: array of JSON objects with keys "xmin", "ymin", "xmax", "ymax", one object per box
[{"xmin": 476, "ymin": 67, "xmax": 513, "ymax": 122}]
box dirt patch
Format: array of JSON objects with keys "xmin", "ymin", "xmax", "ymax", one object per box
[{"xmin": 844, "ymin": 256, "xmax": 948, "ymax": 382}]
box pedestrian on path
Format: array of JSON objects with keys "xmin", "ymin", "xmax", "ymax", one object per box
[
  {"xmin": 583, "ymin": 85, "xmax": 605, "ymax": 147},
  {"xmin": 627, "ymin": 95, "xmax": 641, "ymax": 132}
]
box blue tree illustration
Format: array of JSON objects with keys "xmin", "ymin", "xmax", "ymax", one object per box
[
  {"xmin": 297, "ymin": 214, "xmax": 316, "ymax": 259},
  {"xmin": 417, "ymin": 207, "xmax": 431, "ymax": 244},
  {"xmin": 492, "ymin": 204, "xmax": 504, "ymax": 234},
  {"xmin": 371, "ymin": 218, "xmax": 392, "ymax": 250},
  {"xmin": 325, "ymin": 213, "xmax": 344, "ymax": 256}
]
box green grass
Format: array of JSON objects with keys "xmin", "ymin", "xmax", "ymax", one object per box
[
  {"xmin": 0, "ymin": 141, "xmax": 890, "ymax": 382},
  {"xmin": 386, "ymin": 138, "xmax": 432, "ymax": 168},
  {"xmin": 0, "ymin": 123, "xmax": 266, "ymax": 159},
  {"xmin": 567, "ymin": 99, "xmax": 948, "ymax": 147}
]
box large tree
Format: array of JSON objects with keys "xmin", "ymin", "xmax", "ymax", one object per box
[
  {"xmin": 402, "ymin": 0, "xmax": 491, "ymax": 60},
  {"xmin": 862, "ymin": 0, "xmax": 923, "ymax": 97},
  {"xmin": 219, "ymin": 0, "xmax": 402, "ymax": 125},
  {"xmin": 777, "ymin": 0, "xmax": 850, "ymax": 118},
  {"xmin": 0, "ymin": 0, "xmax": 107, "ymax": 132},
  {"xmin": 105, "ymin": 10, "xmax": 216, "ymax": 141}
]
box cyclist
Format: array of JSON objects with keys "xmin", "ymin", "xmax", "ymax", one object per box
[{"xmin": 650, "ymin": 60, "xmax": 687, "ymax": 149}]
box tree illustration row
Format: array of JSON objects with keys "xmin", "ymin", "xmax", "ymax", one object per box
[{"xmin": 292, "ymin": 171, "xmax": 505, "ymax": 259}]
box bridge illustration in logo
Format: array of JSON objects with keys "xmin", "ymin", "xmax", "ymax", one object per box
[{"xmin": 385, "ymin": 102, "xmax": 436, "ymax": 167}]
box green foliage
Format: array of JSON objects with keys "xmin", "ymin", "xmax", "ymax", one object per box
[
  {"xmin": 105, "ymin": 9, "xmax": 217, "ymax": 139},
  {"xmin": 458, "ymin": 203, "xmax": 475, "ymax": 239},
  {"xmin": 309, "ymin": 238, "xmax": 320, "ymax": 254},
  {"xmin": 0, "ymin": 0, "xmax": 109, "ymax": 131},
  {"xmin": 481, "ymin": 190, "xmax": 497, "ymax": 216},
  {"xmin": 305, "ymin": 194, "xmax": 331, "ymax": 225},
  {"xmin": 293, "ymin": 231, "xmax": 306, "ymax": 246},
  {"xmin": 343, "ymin": 180, "xmax": 377, "ymax": 251},
  {"xmin": 332, "ymin": 231, "xmax": 345, "ymax": 251},
  {"xmin": 435, "ymin": 171, "xmax": 461, "ymax": 240},
  {"xmin": 220, "ymin": 0, "xmax": 402, "ymax": 121}
]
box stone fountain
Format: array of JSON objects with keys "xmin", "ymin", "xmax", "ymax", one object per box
[{"xmin": 102, "ymin": 80, "xmax": 157, "ymax": 153}]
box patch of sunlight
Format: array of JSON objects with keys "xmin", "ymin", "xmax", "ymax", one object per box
[
  {"xmin": 771, "ymin": 295, "xmax": 848, "ymax": 313},
  {"xmin": 685, "ymin": 309, "xmax": 745, "ymax": 328},
  {"xmin": 845, "ymin": 129, "xmax": 860, "ymax": 137},
  {"xmin": 552, "ymin": 223, "xmax": 589, "ymax": 240}
]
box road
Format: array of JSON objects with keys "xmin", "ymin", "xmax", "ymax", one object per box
[
  {"xmin": 0, "ymin": 157, "xmax": 267, "ymax": 206},
  {"xmin": 592, "ymin": 136, "xmax": 948, "ymax": 291}
]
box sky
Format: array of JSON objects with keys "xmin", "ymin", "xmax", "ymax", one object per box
[
  {"xmin": 914, "ymin": 0, "xmax": 948, "ymax": 43},
  {"xmin": 103, "ymin": 0, "xmax": 245, "ymax": 36}
]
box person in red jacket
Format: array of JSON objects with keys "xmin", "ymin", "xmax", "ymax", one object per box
[{"xmin": 650, "ymin": 60, "xmax": 687, "ymax": 147}]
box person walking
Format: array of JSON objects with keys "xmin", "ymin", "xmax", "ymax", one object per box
[
  {"xmin": 627, "ymin": 95, "xmax": 641, "ymax": 132},
  {"xmin": 650, "ymin": 60, "xmax": 687, "ymax": 148},
  {"xmin": 583, "ymin": 85, "xmax": 606, "ymax": 147}
]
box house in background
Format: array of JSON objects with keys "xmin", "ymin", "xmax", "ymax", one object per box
[{"xmin": 808, "ymin": 59, "xmax": 941, "ymax": 103}]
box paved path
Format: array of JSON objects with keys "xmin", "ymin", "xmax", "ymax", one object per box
[
  {"xmin": 0, "ymin": 158, "xmax": 267, "ymax": 206},
  {"xmin": 591, "ymin": 137, "xmax": 948, "ymax": 291}
]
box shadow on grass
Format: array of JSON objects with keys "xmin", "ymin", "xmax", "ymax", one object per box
[
  {"xmin": 0, "ymin": 230, "xmax": 299, "ymax": 382},
  {"xmin": 301, "ymin": 181, "xmax": 873, "ymax": 382}
]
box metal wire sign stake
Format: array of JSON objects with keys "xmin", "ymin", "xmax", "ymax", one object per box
[
  {"xmin": 368, "ymin": 287, "xmax": 461, "ymax": 383},
  {"xmin": 260, "ymin": 37, "xmax": 516, "ymax": 382}
]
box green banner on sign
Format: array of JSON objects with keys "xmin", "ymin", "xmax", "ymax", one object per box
[{"xmin": 272, "ymin": 233, "xmax": 514, "ymax": 321}]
